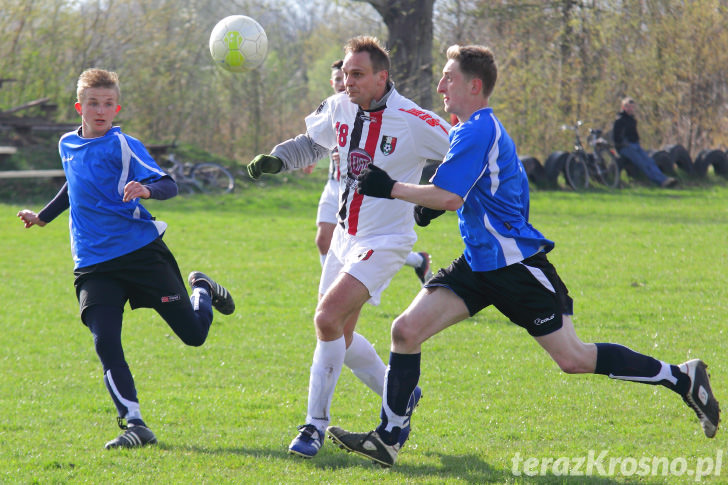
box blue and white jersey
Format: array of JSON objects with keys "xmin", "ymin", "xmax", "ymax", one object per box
[
  {"xmin": 431, "ymin": 108, "xmax": 553, "ymax": 271},
  {"xmin": 59, "ymin": 126, "xmax": 168, "ymax": 269}
]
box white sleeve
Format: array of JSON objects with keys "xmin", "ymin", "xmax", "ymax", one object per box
[
  {"xmin": 304, "ymin": 96, "xmax": 337, "ymax": 151},
  {"xmin": 410, "ymin": 110, "xmax": 451, "ymax": 161}
]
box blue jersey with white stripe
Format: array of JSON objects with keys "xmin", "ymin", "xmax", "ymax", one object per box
[
  {"xmin": 431, "ymin": 108, "xmax": 553, "ymax": 271},
  {"xmin": 59, "ymin": 126, "xmax": 169, "ymax": 269}
]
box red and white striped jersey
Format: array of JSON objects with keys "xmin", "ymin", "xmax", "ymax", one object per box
[{"xmin": 305, "ymin": 89, "xmax": 450, "ymax": 238}]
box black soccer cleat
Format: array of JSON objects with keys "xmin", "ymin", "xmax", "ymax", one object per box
[
  {"xmin": 679, "ymin": 359, "xmax": 720, "ymax": 438},
  {"xmin": 188, "ymin": 271, "xmax": 235, "ymax": 315},
  {"xmin": 327, "ymin": 427, "xmax": 399, "ymax": 468},
  {"xmin": 105, "ymin": 424, "xmax": 157, "ymax": 449}
]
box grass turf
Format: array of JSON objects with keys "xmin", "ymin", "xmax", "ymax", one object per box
[{"xmin": 2, "ymin": 174, "xmax": 727, "ymax": 484}]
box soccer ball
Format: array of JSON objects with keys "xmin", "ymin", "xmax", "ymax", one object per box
[{"xmin": 209, "ymin": 15, "xmax": 268, "ymax": 73}]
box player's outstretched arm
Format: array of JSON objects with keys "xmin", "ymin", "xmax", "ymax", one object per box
[
  {"xmin": 17, "ymin": 210, "xmax": 47, "ymax": 228},
  {"xmin": 247, "ymin": 154, "xmax": 283, "ymax": 179},
  {"xmin": 356, "ymin": 163, "xmax": 463, "ymax": 212}
]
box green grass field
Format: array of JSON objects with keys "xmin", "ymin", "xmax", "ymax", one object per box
[{"xmin": 2, "ymin": 174, "xmax": 727, "ymax": 484}]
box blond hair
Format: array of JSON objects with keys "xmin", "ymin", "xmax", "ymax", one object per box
[{"xmin": 77, "ymin": 68, "xmax": 120, "ymax": 102}]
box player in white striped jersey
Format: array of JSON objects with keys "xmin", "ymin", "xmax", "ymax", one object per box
[
  {"xmin": 246, "ymin": 36, "xmax": 450, "ymax": 458},
  {"xmin": 311, "ymin": 60, "xmax": 433, "ymax": 283}
]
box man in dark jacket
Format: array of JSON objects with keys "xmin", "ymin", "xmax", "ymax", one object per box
[{"xmin": 613, "ymin": 97, "xmax": 677, "ymax": 188}]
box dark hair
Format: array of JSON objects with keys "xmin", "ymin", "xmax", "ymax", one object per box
[
  {"xmin": 331, "ymin": 59, "xmax": 343, "ymax": 70},
  {"xmin": 446, "ymin": 45, "xmax": 497, "ymax": 99},
  {"xmin": 344, "ymin": 36, "xmax": 390, "ymax": 73}
]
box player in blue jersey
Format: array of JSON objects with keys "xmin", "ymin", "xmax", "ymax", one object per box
[
  {"xmin": 326, "ymin": 45, "xmax": 720, "ymax": 467},
  {"xmin": 17, "ymin": 68, "xmax": 235, "ymax": 449}
]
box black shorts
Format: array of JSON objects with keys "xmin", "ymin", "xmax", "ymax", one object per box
[
  {"xmin": 74, "ymin": 238, "xmax": 188, "ymax": 324},
  {"xmin": 425, "ymin": 252, "xmax": 573, "ymax": 337}
]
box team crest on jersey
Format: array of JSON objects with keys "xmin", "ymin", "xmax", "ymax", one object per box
[
  {"xmin": 348, "ymin": 148, "xmax": 373, "ymax": 177},
  {"xmin": 380, "ymin": 136, "xmax": 397, "ymax": 156}
]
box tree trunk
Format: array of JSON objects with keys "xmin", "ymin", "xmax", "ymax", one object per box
[{"xmin": 358, "ymin": 0, "xmax": 435, "ymax": 109}]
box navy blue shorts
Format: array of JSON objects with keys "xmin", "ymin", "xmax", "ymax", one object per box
[
  {"xmin": 74, "ymin": 238, "xmax": 188, "ymax": 324},
  {"xmin": 425, "ymin": 252, "xmax": 573, "ymax": 337}
]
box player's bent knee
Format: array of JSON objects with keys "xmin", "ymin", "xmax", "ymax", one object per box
[
  {"xmin": 552, "ymin": 354, "xmax": 592, "ymax": 374},
  {"xmin": 391, "ymin": 315, "xmax": 420, "ymax": 348},
  {"xmin": 314, "ymin": 311, "xmax": 342, "ymax": 340}
]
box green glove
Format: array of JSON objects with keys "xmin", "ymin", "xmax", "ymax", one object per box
[{"xmin": 247, "ymin": 154, "xmax": 283, "ymax": 180}]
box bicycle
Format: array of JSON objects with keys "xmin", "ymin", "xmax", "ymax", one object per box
[
  {"xmin": 561, "ymin": 121, "xmax": 620, "ymax": 190},
  {"xmin": 148, "ymin": 144, "xmax": 235, "ymax": 195}
]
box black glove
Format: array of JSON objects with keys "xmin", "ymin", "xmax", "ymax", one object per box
[
  {"xmin": 247, "ymin": 154, "xmax": 283, "ymax": 180},
  {"xmin": 414, "ymin": 205, "xmax": 446, "ymax": 227},
  {"xmin": 356, "ymin": 163, "xmax": 395, "ymax": 199}
]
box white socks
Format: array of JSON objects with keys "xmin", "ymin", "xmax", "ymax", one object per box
[
  {"xmin": 404, "ymin": 252, "xmax": 423, "ymax": 268},
  {"xmin": 344, "ymin": 332, "xmax": 386, "ymax": 396},
  {"xmin": 306, "ymin": 336, "xmax": 346, "ymax": 432},
  {"xmin": 305, "ymin": 333, "xmax": 387, "ymax": 432}
]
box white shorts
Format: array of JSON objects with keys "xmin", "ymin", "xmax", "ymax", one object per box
[
  {"xmin": 319, "ymin": 227, "xmax": 416, "ymax": 306},
  {"xmin": 316, "ymin": 179, "xmax": 339, "ymax": 226}
]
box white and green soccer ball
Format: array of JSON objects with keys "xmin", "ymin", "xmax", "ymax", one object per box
[{"xmin": 209, "ymin": 15, "xmax": 268, "ymax": 73}]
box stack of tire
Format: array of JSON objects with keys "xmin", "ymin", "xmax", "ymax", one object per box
[
  {"xmin": 522, "ymin": 143, "xmax": 728, "ymax": 189},
  {"xmin": 645, "ymin": 144, "xmax": 727, "ymax": 180}
]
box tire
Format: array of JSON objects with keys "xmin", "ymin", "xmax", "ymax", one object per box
[
  {"xmin": 617, "ymin": 154, "xmax": 649, "ymax": 184},
  {"xmin": 694, "ymin": 149, "xmax": 728, "ymax": 178},
  {"xmin": 520, "ymin": 156, "xmax": 547, "ymax": 187},
  {"xmin": 594, "ymin": 148, "xmax": 621, "ymax": 188},
  {"xmin": 665, "ymin": 144, "xmax": 693, "ymax": 174},
  {"xmin": 721, "ymin": 151, "xmax": 728, "ymax": 177},
  {"xmin": 190, "ymin": 163, "xmax": 235, "ymax": 193},
  {"xmin": 565, "ymin": 152, "xmax": 589, "ymax": 190},
  {"xmin": 651, "ymin": 149, "xmax": 676, "ymax": 176},
  {"xmin": 543, "ymin": 151, "xmax": 569, "ymax": 188},
  {"xmin": 692, "ymin": 149, "xmax": 710, "ymax": 177},
  {"xmin": 714, "ymin": 151, "xmax": 728, "ymax": 176}
]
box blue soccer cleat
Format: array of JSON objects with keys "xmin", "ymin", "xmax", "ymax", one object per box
[
  {"xmin": 397, "ymin": 385, "xmax": 422, "ymax": 448},
  {"xmin": 288, "ymin": 423, "xmax": 324, "ymax": 458}
]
